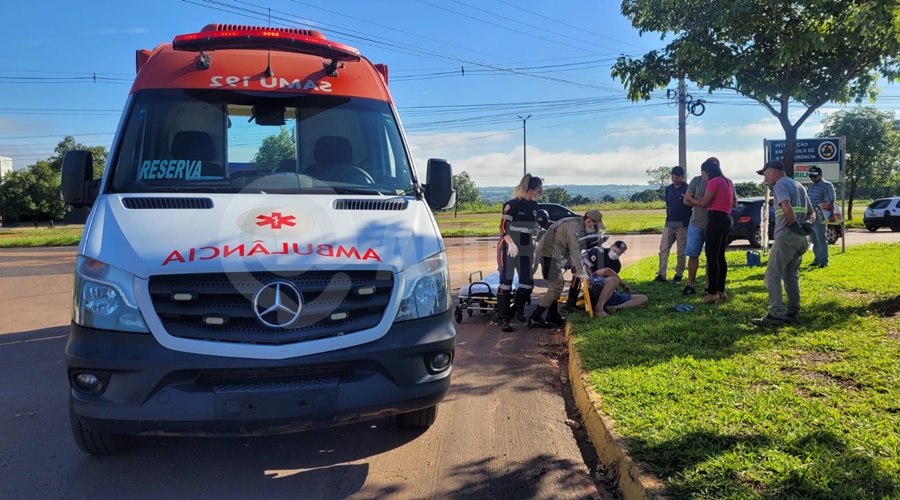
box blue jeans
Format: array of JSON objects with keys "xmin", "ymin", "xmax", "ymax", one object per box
[{"xmin": 810, "ymin": 219, "xmax": 828, "ymax": 265}]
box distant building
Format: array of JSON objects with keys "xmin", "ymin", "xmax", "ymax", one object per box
[{"xmin": 0, "ymin": 156, "xmax": 11, "ymax": 182}]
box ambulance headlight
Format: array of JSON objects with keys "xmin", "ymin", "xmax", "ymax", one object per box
[
  {"xmin": 73, "ymin": 256, "xmax": 148, "ymax": 333},
  {"xmin": 395, "ymin": 252, "xmax": 451, "ymax": 322}
]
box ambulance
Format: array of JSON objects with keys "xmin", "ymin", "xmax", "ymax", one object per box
[{"xmin": 60, "ymin": 24, "xmax": 456, "ymax": 454}]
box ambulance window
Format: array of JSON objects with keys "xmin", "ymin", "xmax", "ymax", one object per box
[{"xmin": 107, "ymin": 90, "xmax": 414, "ymax": 195}]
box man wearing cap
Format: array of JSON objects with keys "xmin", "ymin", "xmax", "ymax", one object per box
[
  {"xmin": 806, "ymin": 165, "xmax": 836, "ymax": 267},
  {"xmin": 529, "ymin": 210, "xmax": 604, "ymax": 327},
  {"xmin": 752, "ymin": 160, "xmax": 816, "ymax": 327},
  {"xmin": 655, "ymin": 166, "xmax": 691, "ymax": 283}
]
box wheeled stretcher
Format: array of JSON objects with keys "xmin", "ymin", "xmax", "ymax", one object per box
[{"xmin": 454, "ymin": 271, "xmax": 520, "ymax": 324}]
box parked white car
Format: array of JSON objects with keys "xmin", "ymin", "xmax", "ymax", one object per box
[{"xmin": 863, "ymin": 197, "xmax": 900, "ymax": 232}]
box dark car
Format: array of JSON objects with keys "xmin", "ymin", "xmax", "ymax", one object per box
[
  {"xmin": 537, "ymin": 203, "xmax": 578, "ymax": 229},
  {"xmin": 728, "ymin": 197, "xmax": 771, "ymax": 248},
  {"xmin": 729, "ymin": 196, "xmax": 843, "ymax": 247},
  {"xmin": 862, "ymin": 197, "xmax": 900, "ymax": 232}
]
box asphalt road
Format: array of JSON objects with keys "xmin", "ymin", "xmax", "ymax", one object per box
[
  {"xmin": 1, "ymin": 229, "xmax": 897, "ymax": 499},
  {"xmin": 0, "ymin": 245, "xmax": 614, "ymax": 500}
]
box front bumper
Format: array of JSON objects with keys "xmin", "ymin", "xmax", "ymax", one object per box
[{"xmin": 67, "ymin": 311, "xmax": 455, "ymax": 436}]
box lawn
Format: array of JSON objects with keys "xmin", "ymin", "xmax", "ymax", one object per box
[
  {"xmin": 568, "ymin": 243, "xmax": 900, "ymax": 498},
  {"xmin": 0, "ymin": 226, "xmax": 83, "ymax": 247}
]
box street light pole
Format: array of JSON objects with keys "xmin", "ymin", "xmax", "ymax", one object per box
[{"xmin": 517, "ymin": 114, "xmax": 532, "ymax": 175}]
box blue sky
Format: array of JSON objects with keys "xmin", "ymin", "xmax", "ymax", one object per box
[{"xmin": 3, "ymin": 0, "xmax": 900, "ymax": 187}]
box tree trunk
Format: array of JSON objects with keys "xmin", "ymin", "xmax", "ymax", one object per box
[
  {"xmin": 848, "ymin": 178, "xmax": 858, "ymax": 221},
  {"xmin": 783, "ymin": 125, "xmax": 799, "ymax": 177}
]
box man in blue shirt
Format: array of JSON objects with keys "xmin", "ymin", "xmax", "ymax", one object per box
[
  {"xmin": 806, "ymin": 165, "xmax": 836, "ymax": 267},
  {"xmin": 655, "ymin": 166, "xmax": 692, "ymax": 283}
]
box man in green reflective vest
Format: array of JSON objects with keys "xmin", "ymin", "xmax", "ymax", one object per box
[{"xmin": 752, "ymin": 160, "xmax": 816, "ymax": 327}]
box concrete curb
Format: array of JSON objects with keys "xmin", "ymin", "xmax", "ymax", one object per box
[{"xmin": 565, "ymin": 324, "xmax": 667, "ymax": 500}]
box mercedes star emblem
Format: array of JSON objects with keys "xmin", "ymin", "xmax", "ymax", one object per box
[{"xmin": 252, "ymin": 280, "xmax": 303, "ymax": 328}]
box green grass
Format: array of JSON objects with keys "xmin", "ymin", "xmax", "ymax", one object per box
[
  {"xmin": 569, "ymin": 243, "xmax": 900, "ymax": 499},
  {"xmin": 0, "ymin": 226, "xmax": 83, "ymax": 247}
]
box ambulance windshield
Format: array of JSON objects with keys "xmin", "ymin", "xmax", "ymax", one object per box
[{"xmin": 108, "ymin": 89, "xmax": 416, "ymax": 195}]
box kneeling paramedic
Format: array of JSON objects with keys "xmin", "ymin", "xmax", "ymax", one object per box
[{"xmin": 529, "ymin": 210, "xmax": 604, "ymax": 328}]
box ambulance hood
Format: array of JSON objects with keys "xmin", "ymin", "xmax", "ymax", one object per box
[{"xmin": 79, "ymin": 194, "xmax": 443, "ymax": 277}]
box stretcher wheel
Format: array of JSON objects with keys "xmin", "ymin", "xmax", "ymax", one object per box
[
  {"xmin": 479, "ymin": 300, "xmax": 488, "ymax": 314},
  {"xmin": 455, "ymin": 309, "xmax": 464, "ymax": 323},
  {"xmin": 467, "ymin": 309, "xmax": 473, "ymax": 317}
]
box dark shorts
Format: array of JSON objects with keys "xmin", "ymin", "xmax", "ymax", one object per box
[{"xmin": 588, "ymin": 281, "xmax": 631, "ymax": 307}]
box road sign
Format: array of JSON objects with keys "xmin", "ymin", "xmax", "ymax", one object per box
[{"xmin": 764, "ymin": 137, "xmax": 844, "ymax": 183}]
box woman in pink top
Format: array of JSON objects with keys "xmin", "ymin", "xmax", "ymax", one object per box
[{"xmin": 692, "ymin": 158, "xmax": 736, "ymax": 304}]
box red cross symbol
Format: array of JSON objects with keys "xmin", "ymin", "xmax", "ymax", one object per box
[{"xmin": 256, "ymin": 212, "xmax": 297, "ymax": 229}]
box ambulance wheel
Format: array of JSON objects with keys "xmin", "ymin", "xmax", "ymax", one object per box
[
  {"xmin": 398, "ymin": 405, "xmax": 437, "ymax": 428},
  {"xmin": 70, "ymin": 398, "xmax": 133, "ymax": 455},
  {"xmin": 455, "ymin": 310, "xmax": 463, "ymax": 323}
]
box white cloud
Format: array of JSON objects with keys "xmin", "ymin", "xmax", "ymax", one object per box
[{"xmin": 419, "ymin": 142, "xmax": 776, "ymax": 188}]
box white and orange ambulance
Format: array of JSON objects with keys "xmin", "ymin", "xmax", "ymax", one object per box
[{"xmin": 60, "ymin": 24, "xmax": 456, "ymax": 454}]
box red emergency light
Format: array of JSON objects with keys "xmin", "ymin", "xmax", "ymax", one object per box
[{"xmin": 172, "ymin": 24, "xmax": 360, "ymax": 62}]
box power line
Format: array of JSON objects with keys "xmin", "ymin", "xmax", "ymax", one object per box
[
  {"xmin": 184, "ymin": 0, "xmax": 626, "ymax": 93},
  {"xmin": 489, "ymin": 0, "xmax": 650, "ymax": 51}
]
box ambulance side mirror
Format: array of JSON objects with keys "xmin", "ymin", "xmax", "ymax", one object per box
[
  {"xmin": 61, "ymin": 151, "xmax": 99, "ymax": 207},
  {"xmin": 425, "ymin": 158, "xmax": 455, "ymax": 210}
]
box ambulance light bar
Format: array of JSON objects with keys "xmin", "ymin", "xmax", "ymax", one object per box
[{"xmin": 173, "ymin": 24, "xmax": 360, "ymax": 62}]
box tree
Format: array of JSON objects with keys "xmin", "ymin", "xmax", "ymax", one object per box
[
  {"xmin": 452, "ymin": 171, "xmax": 481, "ymax": 205},
  {"xmin": 630, "ymin": 188, "xmax": 663, "ymax": 203},
  {"xmin": 570, "ymin": 195, "xmax": 592, "ymax": 205},
  {"xmin": 646, "ymin": 166, "xmax": 671, "ymax": 190},
  {"xmin": 612, "ymin": 0, "xmax": 900, "ymax": 176},
  {"xmin": 0, "ymin": 162, "xmax": 67, "ymax": 226},
  {"xmin": 252, "ymin": 127, "xmax": 295, "ymax": 171},
  {"xmin": 601, "ymin": 194, "xmax": 617, "ymax": 203},
  {"xmin": 818, "ymin": 107, "xmax": 900, "ymax": 218},
  {"xmin": 50, "ymin": 135, "xmax": 108, "ymax": 179},
  {"xmin": 544, "ymin": 186, "xmax": 572, "ymax": 205},
  {"xmin": 734, "ymin": 181, "xmax": 764, "ymax": 198},
  {"xmin": 29, "ymin": 161, "xmax": 67, "ymax": 223}
]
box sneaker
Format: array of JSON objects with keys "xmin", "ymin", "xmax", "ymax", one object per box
[
  {"xmin": 653, "ymin": 275, "xmax": 667, "ymax": 283},
  {"xmin": 784, "ymin": 313, "xmax": 800, "ymax": 324},
  {"xmin": 499, "ymin": 317, "xmax": 514, "ymax": 332},
  {"xmin": 673, "ymin": 275, "xmax": 683, "ymax": 283},
  {"xmin": 682, "ymin": 285, "xmax": 696, "ymax": 295},
  {"xmin": 751, "ymin": 315, "xmax": 786, "ymax": 327}
]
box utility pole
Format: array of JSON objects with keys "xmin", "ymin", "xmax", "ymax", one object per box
[
  {"xmin": 678, "ymin": 77, "xmax": 687, "ymax": 176},
  {"xmin": 517, "ymin": 114, "xmax": 532, "ymax": 175}
]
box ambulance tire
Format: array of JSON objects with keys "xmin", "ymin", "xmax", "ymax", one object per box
[
  {"xmin": 69, "ymin": 398, "xmax": 133, "ymax": 455},
  {"xmin": 397, "ymin": 405, "xmax": 437, "ymax": 428}
]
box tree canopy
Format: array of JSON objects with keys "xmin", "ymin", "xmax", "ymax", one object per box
[
  {"xmin": 50, "ymin": 135, "xmax": 108, "ymax": 179},
  {"xmin": 646, "ymin": 165, "xmax": 671, "ymax": 189},
  {"xmin": 612, "ymin": 0, "xmax": 900, "ymax": 175},
  {"xmin": 0, "ymin": 135, "xmax": 107, "ymax": 224},
  {"xmin": 252, "ymin": 127, "xmax": 295, "ymax": 171},
  {"xmin": 452, "ymin": 171, "xmax": 481, "ymax": 205},
  {"xmin": 818, "ymin": 107, "xmax": 900, "ymax": 218}
]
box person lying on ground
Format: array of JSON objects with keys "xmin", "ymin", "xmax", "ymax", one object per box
[{"xmin": 586, "ymin": 267, "xmax": 649, "ymax": 317}]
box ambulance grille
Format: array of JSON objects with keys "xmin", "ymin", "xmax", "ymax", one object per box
[
  {"xmin": 148, "ymin": 270, "xmax": 394, "ymax": 345},
  {"xmin": 123, "ymin": 197, "xmax": 214, "ymax": 210},
  {"xmin": 333, "ymin": 199, "xmax": 408, "ymax": 211}
]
